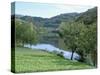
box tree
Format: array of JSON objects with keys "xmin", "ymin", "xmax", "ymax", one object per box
[
  {"xmin": 59, "ymin": 21, "xmax": 97, "ymax": 67},
  {"xmin": 78, "ymin": 22, "xmax": 97, "ymax": 66},
  {"xmin": 59, "ymin": 22, "xmax": 85, "ymax": 60},
  {"xmin": 25, "ymin": 22, "xmax": 37, "ymax": 45},
  {"xmin": 15, "ymin": 19, "xmax": 37, "ymax": 46},
  {"xmin": 15, "ymin": 19, "xmax": 25, "ymax": 45}
]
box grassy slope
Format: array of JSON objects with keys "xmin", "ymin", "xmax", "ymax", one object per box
[{"xmin": 14, "ymin": 47, "xmax": 94, "ymax": 73}]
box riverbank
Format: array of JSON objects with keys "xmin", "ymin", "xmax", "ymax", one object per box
[
  {"xmin": 14, "ymin": 47, "xmax": 94, "ymax": 73},
  {"xmin": 24, "ymin": 44, "xmax": 80, "ymax": 60}
]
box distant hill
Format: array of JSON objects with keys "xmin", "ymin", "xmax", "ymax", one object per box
[
  {"xmin": 14, "ymin": 13, "xmax": 79, "ymax": 28},
  {"xmin": 75, "ymin": 7, "xmax": 97, "ymax": 24},
  {"xmin": 12, "ymin": 7, "xmax": 97, "ymax": 27}
]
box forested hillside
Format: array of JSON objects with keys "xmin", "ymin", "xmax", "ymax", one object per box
[
  {"xmin": 16, "ymin": 13, "xmax": 79, "ymax": 27},
  {"xmin": 75, "ymin": 7, "xmax": 97, "ymax": 24}
]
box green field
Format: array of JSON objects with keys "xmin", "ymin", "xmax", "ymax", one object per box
[{"xmin": 14, "ymin": 47, "xmax": 94, "ymax": 73}]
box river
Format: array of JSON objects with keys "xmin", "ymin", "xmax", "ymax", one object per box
[{"xmin": 24, "ymin": 43, "xmax": 80, "ymax": 61}]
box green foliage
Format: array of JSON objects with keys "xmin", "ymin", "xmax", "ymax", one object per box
[
  {"xmin": 78, "ymin": 23, "xmax": 97, "ymax": 52},
  {"xmin": 77, "ymin": 23, "xmax": 97, "ymax": 66},
  {"xmin": 15, "ymin": 19, "xmax": 37, "ymax": 46},
  {"xmin": 59, "ymin": 21, "xmax": 97, "ymax": 66},
  {"xmin": 59, "ymin": 22, "xmax": 86, "ymax": 60}
]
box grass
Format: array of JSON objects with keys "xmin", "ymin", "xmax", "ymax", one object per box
[{"xmin": 14, "ymin": 47, "xmax": 94, "ymax": 73}]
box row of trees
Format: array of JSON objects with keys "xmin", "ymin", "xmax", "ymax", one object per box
[
  {"xmin": 59, "ymin": 21, "xmax": 97, "ymax": 67},
  {"xmin": 15, "ymin": 19, "xmax": 37, "ymax": 46}
]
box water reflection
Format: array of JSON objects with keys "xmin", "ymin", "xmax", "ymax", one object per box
[{"xmin": 24, "ymin": 44, "xmax": 80, "ymax": 61}]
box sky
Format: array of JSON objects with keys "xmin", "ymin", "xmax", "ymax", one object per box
[{"xmin": 12, "ymin": 2, "xmax": 95, "ymax": 18}]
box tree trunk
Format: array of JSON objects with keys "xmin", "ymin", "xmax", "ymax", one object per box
[{"xmin": 71, "ymin": 50, "xmax": 74, "ymax": 60}]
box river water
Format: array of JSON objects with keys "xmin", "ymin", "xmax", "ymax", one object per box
[{"xmin": 24, "ymin": 44, "xmax": 80, "ymax": 61}]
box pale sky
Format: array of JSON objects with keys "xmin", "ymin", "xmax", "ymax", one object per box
[{"xmin": 12, "ymin": 2, "xmax": 95, "ymax": 18}]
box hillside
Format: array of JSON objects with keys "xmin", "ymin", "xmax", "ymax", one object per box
[
  {"xmin": 75, "ymin": 7, "xmax": 97, "ymax": 24},
  {"xmin": 14, "ymin": 13, "xmax": 79, "ymax": 27},
  {"xmin": 13, "ymin": 7, "xmax": 97, "ymax": 27}
]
